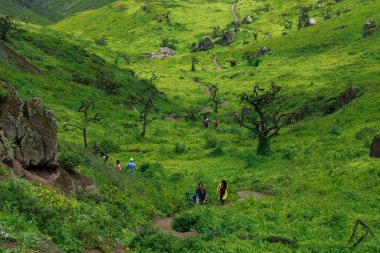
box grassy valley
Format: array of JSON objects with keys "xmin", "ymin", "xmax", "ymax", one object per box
[{"xmin": 0, "ymin": 0, "xmax": 379, "ymax": 252}]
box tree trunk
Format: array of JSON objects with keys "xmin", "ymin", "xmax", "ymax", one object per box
[
  {"xmin": 1, "ymin": 31, "xmax": 7, "ymax": 42},
  {"xmin": 141, "ymin": 110, "xmax": 148, "ymax": 137},
  {"xmin": 257, "ymin": 136, "xmax": 270, "ymax": 156},
  {"xmin": 214, "ymin": 101, "xmax": 218, "ymax": 113},
  {"xmin": 191, "ymin": 62, "xmax": 195, "ymax": 71},
  {"xmin": 83, "ymin": 128, "xmax": 88, "ymax": 148}
]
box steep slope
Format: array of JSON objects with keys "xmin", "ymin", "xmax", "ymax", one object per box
[{"xmin": 0, "ymin": 0, "xmax": 115, "ymax": 24}]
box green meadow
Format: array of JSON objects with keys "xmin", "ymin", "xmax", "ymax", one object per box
[{"xmin": 0, "ymin": 0, "xmax": 379, "ymax": 252}]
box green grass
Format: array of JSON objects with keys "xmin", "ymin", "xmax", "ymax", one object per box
[{"xmin": 0, "ymin": 0, "xmax": 379, "ymax": 252}]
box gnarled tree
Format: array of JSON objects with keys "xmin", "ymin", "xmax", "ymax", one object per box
[
  {"xmin": 235, "ymin": 83, "xmax": 285, "ymax": 155},
  {"xmin": 190, "ymin": 55, "xmax": 199, "ymax": 71},
  {"xmin": 0, "ymin": 16, "xmax": 18, "ymax": 42},
  {"xmin": 128, "ymin": 73, "xmax": 159, "ymax": 137},
  {"xmin": 207, "ymin": 83, "xmax": 229, "ymax": 113},
  {"xmin": 64, "ymin": 101, "xmax": 102, "ymax": 148}
]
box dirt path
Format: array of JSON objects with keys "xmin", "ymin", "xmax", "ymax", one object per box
[
  {"xmin": 237, "ymin": 190, "xmax": 270, "ymax": 201},
  {"xmin": 231, "ymin": 1, "xmax": 239, "ymax": 23},
  {"xmin": 212, "ymin": 56, "xmax": 222, "ymax": 70},
  {"xmin": 152, "ymin": 191, "xmax": 269, "ymax": 238},
  {"xmin": 152, "ymin": 217, "xmax": 198, "ymax": 238}
]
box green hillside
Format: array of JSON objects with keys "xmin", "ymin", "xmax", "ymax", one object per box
[
  {"xmin": 1, "ymin": 0, "xmax": 380, "ymax": 252},
  {"xmin": 0, "ymin": 0, "xmax": 115, "ymax": 24}
]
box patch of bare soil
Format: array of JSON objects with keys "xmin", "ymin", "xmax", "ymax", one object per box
[
  {"xmin": 231, "ymin": 1, "xmax": 240, "ymax": 23},
  {"xmin": 0, "ymin": 42, "xmax": 43, "ymax": 75},
  {"xmin": 165, "ymin": 115, "xmax": 177, "ymax": 122},
  {"xmin": 212, "ymin": 57, "xmax": 222, "ymax": 70},
  {"xmin": 237, "ymin": 190, "xmax": 270, "ymax": 201},
  {"xmin": 152, "ymin": 217, "xmax": 198, "ymax": 238}
]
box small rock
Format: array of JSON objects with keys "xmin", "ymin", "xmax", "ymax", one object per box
[
  {"xmin": 194, "ymin": 36, "xmax": 215, "ymax": 52},
  {"xmin": 219, "ymin": 31, "xmax": 236, "ymax": 45},
  {"xmin": 308, "ymin": 18, "xmax": 316, "ymax": 26},
  {"xmin": 242, "ymin": 16, "xmax": 253, "ymax": 24}
]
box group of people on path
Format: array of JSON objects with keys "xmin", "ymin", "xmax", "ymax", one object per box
[
  {"xmin": 115, "ymin": 158, "xmax": 137, "ymax": 174},
  {"xmin": 193, "ymin": 180, "xmax": 227, "ymax": 205},
  {"xmin": 202, "ymin": 118, "xmax": 218, "ymax": 129}
]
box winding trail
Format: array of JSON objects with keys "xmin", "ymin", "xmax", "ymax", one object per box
[
  {"xmin": 212, "ymin": 56, "xmax": 222, "ymax": 70},
  {"xmin": 152, "ymin": 217, "xmax": 199, "ymax": 238},
  {"xmin": 231, "ymin": 1, "xmax": 239, "ymax": 23},
  {"xmin": 152, "ymin": 190, "xmax": 269, "ymax": 238}
]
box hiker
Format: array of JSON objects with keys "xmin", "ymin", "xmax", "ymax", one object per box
[
  {"xmin": 115, "ymin": 160, "xmax": 121, "ymax": 171},
  {"xmin": 203, "ymin": 118, "xmax": 209, "ymax": 128},
  {"xmin": 126, "ymin": 158, "xmax": 137, "ymax": 174},
  {"xmin": 216, "ymin": 180, "xmax": 228, "ymax": 205},
  {"xmin": 214, "ymin": 118, "xmax": 219, "ymax": 129},
  {"xmin": 193, "ymin": 182, "xmax": 207, "ymax": 205}
]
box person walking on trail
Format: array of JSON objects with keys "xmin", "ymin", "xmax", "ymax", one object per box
[
  {"xmin": 214, "ymin": 118, "xmax": 219, "ymax": 129},
  {"xmin": 193, "ymin": 182, "xmax": 208, "ymax": 205},
  {"xmin": 115, "ymin": 160, "xmax": 121, "ymax": 171},
  {"xmin": 127, "ymin": 158, "xmax": 137, "ymax": 174},
  {"xmin": 216, "ymin": 180, "xmax": 227, "ymax": 205},
  {"xmin": 203, "ymin": 118, "xmax": 209, "ymax": 128}
]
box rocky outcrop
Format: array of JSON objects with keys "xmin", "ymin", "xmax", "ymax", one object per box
[
  {"xmin": 0, "ymin": 81, "xmax": 96, "ymax": 196},
  {"xmin": 194, "ymin": 36, "xmax": 215, "ymax": 52},
  {"xmin": 242, "ymin": 16, "xmax": 253, "ymax": 24},
  {"xmin": 219, "ymin": 31, "xmax": 236, "ymax": 45},
  {"xmin": 0, "ymin": 82, "xmax": 57, "ymax": 168}
]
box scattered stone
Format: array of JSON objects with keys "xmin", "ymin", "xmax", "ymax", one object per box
[
  {"xmin": 256, "ymin": 46, "xmax": 271, "ymax": 57},
  {"xmin": 242, "ymin": 16, "xmax": 253, "ymax": 24},
  {"xmin": 220, "ymin": 31, "xmax": 236, "ymax": 45},
  {"xmin": 201, "ymin": 66, "xmax": 207, "ymax": 71},
  {"xmin": 161, "ymin": 47, "xmax": 175, "ymax": 56},
  {"xmin": 308, "ymin": 18, "xmax": 316, "ymax": 26},
  {"xmin": 370, "ymin": 135, "xmax": 380, "ymax": 158},
  {"xmin": 363, "ymin": 20, "xmax": 377, "ymax": 37},
  {"xmin": 194, "ymin": 36, "xmax": 215, "ymax": 52}
]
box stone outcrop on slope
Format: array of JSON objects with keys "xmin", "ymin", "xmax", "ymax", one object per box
[{"xmin": 0, "ymin": 81, "xmax": 95, "ymax": 195}]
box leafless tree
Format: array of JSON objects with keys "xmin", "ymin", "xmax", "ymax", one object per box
[{"xmin": 64, "ymin": 102, "xmax": 102, "ymax": 148}]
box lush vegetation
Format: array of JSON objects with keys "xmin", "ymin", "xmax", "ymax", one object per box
[{"xmin": 0, "ymin": 0, "xmax": 380, "ymax": 252}]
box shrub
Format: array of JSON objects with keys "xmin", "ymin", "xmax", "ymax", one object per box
[
  {"xmin": 244, "ymin": 152, "xmax": 258, "ymax": 168},
  {"xmin": 94, "ymin": 139, "xmax": 120, "ymax": 153},
  {"xmin": 94, "ymin": 37, "xmax": 108, "ymax": 46},
  {"xmin": 205, "ymin": 138, "xmax": 218, "ymax": 148},
  {"xmin": 173, "ymin": 143, "xmax": 186, "ymax": 154},
  {"xmin": 58, "ymin": 150, "xmax": 82, "ymax": 172},
  {"xmin": 172, "ymin": 211, "xmax": 200, "ymax": 232},
  {"xmin": 210, "ymin": 146, "xmax": 224, "ymax": 157}
]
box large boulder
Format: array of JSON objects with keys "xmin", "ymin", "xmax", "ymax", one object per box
[
  {"xmin": 0, "ymin": 82, "xmax": 57, "ymax": 168},
  {"xmin": 242, "ymin": 16, "xmax": 253, "ymax": 24},
  {"xmin": 194, "ymin": 36, "xmax": 215, "ymax": 52},
  {"xmin": 220, "ymin": 31, "xmax": 236, "ymax": 45},
  {"xmin": 0, "ymin": 82, "xmax": 96, "ymax": 196},
  {"xmin": 370, "ymin": 135, "xmax": 380, "ymax": 158}
]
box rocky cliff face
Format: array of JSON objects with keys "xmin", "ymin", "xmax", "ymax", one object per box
[
  {"xmin": 0, "ymin": 81, "xmax": 95, "ymax": 195},
  {"xmin": 0, "ymin": 82, "xmax": 57, "ymax": 169}
]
